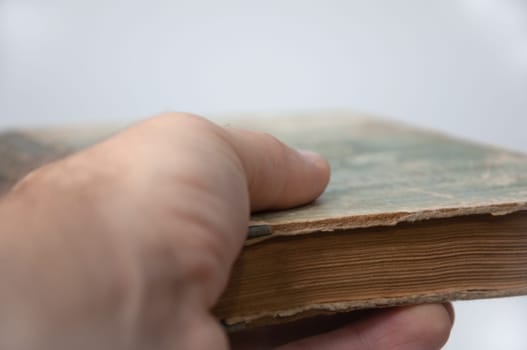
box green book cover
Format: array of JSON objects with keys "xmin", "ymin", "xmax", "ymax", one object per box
[{"xmin": 1, "ymin": 112, "xmax": 527, "ymax": 328}]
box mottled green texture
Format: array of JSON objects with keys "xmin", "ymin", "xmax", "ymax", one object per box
[
  {"xmin": 1, "ymin": 113, "xmax": 527, "ymax": 236},
  {"xmin": 232, "ymin": 114, "xmax": 527, "ymax": 234}
]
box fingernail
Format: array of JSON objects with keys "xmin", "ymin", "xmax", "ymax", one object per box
[
  {"xmin": 442, "ymin": 302, "xmax": 456, "ymax": 325},
  {"xmin": 298, "ymin": 149, "xmax": 325, "ymax": 165},
  {"xmin": 298, "ymin": 150, "xmax": 331, "ymax": 186}
]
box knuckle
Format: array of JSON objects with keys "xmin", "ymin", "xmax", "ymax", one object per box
[
  {"xmin": 148, "ymin": 112, "xmax": 214, "ymax": 131},
  {"xmin": 260, "ymin": 132, "xmax": 288, "ymax": 156},
  {"xmin": 11, "ymin": 167, "xmax": 47, "ymax": 192},
  {"xmin": 11, "ymin": 160, "xmax": 68, "ymax": 195}
]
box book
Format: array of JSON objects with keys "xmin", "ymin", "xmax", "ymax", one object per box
[{"xmin": 1, "ymin": 113, "xmax": 527, "ymax": 332}]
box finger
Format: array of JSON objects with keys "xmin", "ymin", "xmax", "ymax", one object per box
[
  {"xmin": 223, "ymin": 128, "xmax": 331, "ymax": 212},
  {"xmin": 230, "ymin": 310, "xmax": 375, "ymax": 349},
  {"xmin": 276, "ymin": 304, "xmax": 454, "ymax": 350}
]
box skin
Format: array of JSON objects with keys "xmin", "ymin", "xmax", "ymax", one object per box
[{"xmin": 0, "ymin": 113, "xmax": 454, "ymax": 349}]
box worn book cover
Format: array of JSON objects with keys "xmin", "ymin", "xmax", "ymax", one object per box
[{"xmin": 1, "ymin": 112, "xmax": 527, "ymax": 329}]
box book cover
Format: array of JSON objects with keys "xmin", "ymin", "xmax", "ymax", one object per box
[{"xmin": 1, "ymin": 113, "xmax": 527, "ymax": 329}]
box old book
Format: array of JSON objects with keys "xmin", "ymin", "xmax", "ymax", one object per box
[{"xmin": 1, "ymin": 113, "xmax": 527, "ymax": 331}]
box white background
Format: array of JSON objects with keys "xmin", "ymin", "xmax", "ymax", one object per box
[{"xmin": 1, "ymin": 0, "xmax": 527, "ymax": 348}]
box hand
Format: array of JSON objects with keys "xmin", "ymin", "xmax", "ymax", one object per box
[{"xmin": 0, "ymin": 113, "xmax": 454, "ymax": 349}]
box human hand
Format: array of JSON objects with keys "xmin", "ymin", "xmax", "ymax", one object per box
[{"xmin": 0, "ymin": 113, "xmax": 453, "ymax": 349}]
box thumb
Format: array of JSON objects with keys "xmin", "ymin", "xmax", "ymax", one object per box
[{"xmin": 224, "ymin": 128, "xmax": 330, "ymax": 212}]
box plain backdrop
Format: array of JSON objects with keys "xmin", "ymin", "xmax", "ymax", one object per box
[{"xmin": 1, "ymin": 0, "xmax": 527, "ymax": 348}]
